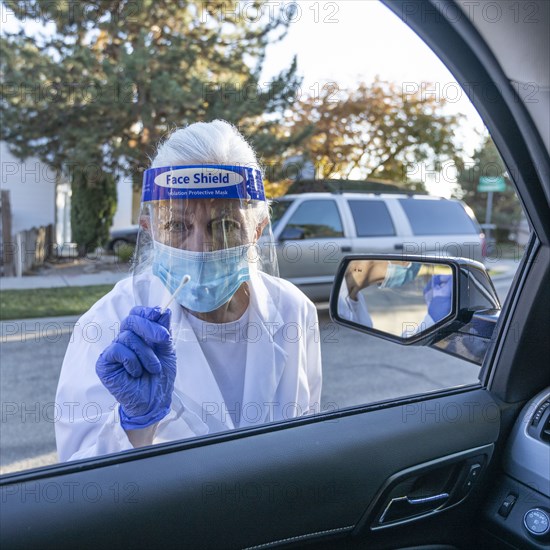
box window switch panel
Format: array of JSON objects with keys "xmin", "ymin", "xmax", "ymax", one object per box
[{"xmin": 498, "ymin": 494, "xmax": 517, "ymax": 518}]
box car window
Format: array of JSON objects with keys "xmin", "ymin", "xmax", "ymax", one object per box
[
  {"xmin": 283, "ymin": 199, "xmax": 344, "ymax": 239},
  {"xmin": 0, "ymin": 1, "xmax": 530, "ymax": 476},
  {"xmin": 270, "ymin": 199, "xmax": 293, "ymax": 231},
  {"xmin": 348, "ymin": 200, "xmax": 396, "ymax": 237},
  {"xmin": 398, "ymin": 199, "xmax": 480, "ymax": 235}
]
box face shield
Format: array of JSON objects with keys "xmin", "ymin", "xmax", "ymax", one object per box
[{"xmin": 132, "ymin": 164, "xmax": 279, "ymax": 325}]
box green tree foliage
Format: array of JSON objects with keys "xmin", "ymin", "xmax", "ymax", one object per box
[
  {"xmin": 283, "ymin": 78, "xmax": 463, "ymax": 189},
  {"xmin": 1, "ymin": 0, "xmax": 302, "ymax": 248},
  {"xmin": 454, "ymin": 135, "xmax": 523, "ymax": 241},
  {"xmin": 70, "ymin": 166, "xmax": 117, "ymax": 255}
]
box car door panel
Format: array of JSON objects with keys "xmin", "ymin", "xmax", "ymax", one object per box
[{"xmin": 0, "ymin": 389, "xmax": 502, "ymax": 549}]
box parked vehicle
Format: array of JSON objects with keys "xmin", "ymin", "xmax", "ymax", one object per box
[
  {"xmin": 105, "ymin": 225, "xmax": 139, "ymax": 252},
  {"xmin": 271, "ymin": 192, "xmax": 485, "ymax": 300}
]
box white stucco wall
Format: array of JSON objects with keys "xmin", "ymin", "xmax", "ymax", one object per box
[
  {"xmin": 1, "ymin": 142, "xmax": 136, "ymax": 244},
  {"xmin": 111, "ymin": 173, "xmax": 134, "ymax": 230},
  {"xmin": 0, "ymin": 142, "xmax": 56, "ymax": 234}
]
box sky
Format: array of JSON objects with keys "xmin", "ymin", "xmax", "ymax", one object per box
[{"xmin": 259, "ymin": 1, "xmax": 488, "ymax": 197}]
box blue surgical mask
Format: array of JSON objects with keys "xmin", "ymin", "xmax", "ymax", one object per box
[
  {"xmin": 380, "ymin": 262, "xmax": 420, "ymax": 288},
  {"xmin": 152, "ymin": 241, "xmax": 250, "ymax": 313}
]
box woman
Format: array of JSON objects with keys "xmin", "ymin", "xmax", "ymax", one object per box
[{"xmin": 55, "ymin": 120, "xmax": 322, "ymax": 461}]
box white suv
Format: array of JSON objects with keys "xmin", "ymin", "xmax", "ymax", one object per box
[{"xmin": 270, "ymin": 192, "xmax": 485, "ymax": 301}]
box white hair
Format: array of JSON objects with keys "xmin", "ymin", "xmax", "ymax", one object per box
[
  {"xmin": 151, "ymin": 120, "xmax": 268, "ymax": 225},
  {"xmin": 152, "ymin": 120, "xmax": 260, "ymax": 170}
]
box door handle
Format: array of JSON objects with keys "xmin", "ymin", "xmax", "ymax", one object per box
[
  {"xmin": 394, "ymin": 243, "xmax": 404, "ymax": 250},
  {"xmin": 379, "ymin": 492, "xmax": 449, "ymax": 524},
  {"xmin": 341, "ymin": 246, "xmax": 352, "ymax": 252}
]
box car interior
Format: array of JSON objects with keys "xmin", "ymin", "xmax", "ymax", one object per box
[{"xmin": 1, "ymin": 1, "xmax": 549, "ymax": 549}]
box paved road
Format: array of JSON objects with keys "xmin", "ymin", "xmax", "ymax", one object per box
[{"xmin": 0, "ymin": 274, "xmax": 514, "ymax": 475}]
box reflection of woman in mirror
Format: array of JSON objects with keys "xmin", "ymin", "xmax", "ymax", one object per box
[
  {"xmin": 338, "ymin": 260, "xmax": 388, "ymax": 327},
  {"xmin": 338, "ymin": 260, "xmax": 424, "ymax": 327},
  {"xmin": 339, "ymin": 259, "xmax": 452, "ymax": 336}
]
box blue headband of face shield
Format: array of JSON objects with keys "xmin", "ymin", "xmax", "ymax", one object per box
[
  {"xmin": 142, "ymin": 164, "xmax": 265, "ymax": 202},
  {"xmin": 142, "ymin": 165, "xmax": 265, "ymax": 313}
]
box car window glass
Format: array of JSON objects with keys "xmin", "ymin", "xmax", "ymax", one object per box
[
  {"xmin": 270, "ymin": 199, "xmax": 293, "ymax": 231},
  {"xmin": 399, "ymin": 199, "xmax": 480, "ymax": 235},
  {"xmin": 0, "ymin": 1, "xmax": 530, "ymax": 476},
  {"xmin": 349, "ymin": 200, "xmax": 396, "ymax": 237},
  {"xmin": 283, "ymin": 200, "xmax": 344, "ymax": 239}
]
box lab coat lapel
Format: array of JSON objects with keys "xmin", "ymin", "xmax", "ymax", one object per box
[{"xmin": 239, "ymin": 273, "xmax": 288, "ymax": 427}]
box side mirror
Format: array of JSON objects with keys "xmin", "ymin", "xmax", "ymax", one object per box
[
  {"xmin": 329, "ymin": 255, "xmax": 501, "ymax": 365},
  {"xmin": 279, "ymin": 226, "xmax": 305, "ymax": 241}
]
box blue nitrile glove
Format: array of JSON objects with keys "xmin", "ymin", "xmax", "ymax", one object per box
[
  {"xmin": 96, "ymin": 306, "xmax": 177, "ymax": 431},
  {"xmin": 424, "ymin": 274, "xmax": 453, "ymax": 323}
]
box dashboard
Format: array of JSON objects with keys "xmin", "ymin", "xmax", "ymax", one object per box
[{"xmin": 483, "ymin": 388, "xmax": 550, "ymax": 549}]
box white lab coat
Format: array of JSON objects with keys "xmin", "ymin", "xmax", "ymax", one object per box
[
  {"xmin": 337, "ymin": 281, "xmax": 373, "ymax": 328},
  {"xmin": 55, "ymin": 271, "xmax": 322, "ymax": 461},
  {"xmin": 337, "ymin": 281, "xmax": 436, "ymax": 337}
]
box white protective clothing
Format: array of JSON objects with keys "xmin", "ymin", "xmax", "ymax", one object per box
[
  {"xmin": 337, "ymin": 281, "xmax": 373, "ymax": 328},
  {"xmin": 55, "ymin": 271, "xmax": 322, "ymax": 461}
]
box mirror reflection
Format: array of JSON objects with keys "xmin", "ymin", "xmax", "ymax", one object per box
[{"xmin": 337, "ymin": 260, "xmax": 453, "ymax": 338}]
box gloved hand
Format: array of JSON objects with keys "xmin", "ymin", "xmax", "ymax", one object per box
[
  {"xmin": 96, "ymin": 306, "xmax": 177, "ymax": 431},
  {"xmin": 424, "ymin": 274, "xmax": 453, "ymax": 323}
]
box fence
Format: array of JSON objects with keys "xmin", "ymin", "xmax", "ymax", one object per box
[
  {"xmin": 0, "ymin": 196, "xmax": 55, "ymax": 277},
  {"xmin": 1, "ymin": 190, "xmax": 14, "ymax": 276}
]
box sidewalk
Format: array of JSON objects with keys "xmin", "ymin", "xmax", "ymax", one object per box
[
  {"xmin": 0, "ymin": 255, "xmax": 131, "ymax": 290},
  {"xmin": 0, "ymin": 256, "xmax": 519, "ymax": 291},
  {"xmin": 484, "ymin": 258, "xmax": 521, "ymax": 280}
]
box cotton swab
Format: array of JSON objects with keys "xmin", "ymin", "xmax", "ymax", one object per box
[{"xmin": 161, "ymin": 274, "xmax": 191, "ymax": 314}]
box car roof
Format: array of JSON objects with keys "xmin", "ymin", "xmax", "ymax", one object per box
[{"xmin": 278, "ymin": 192, "xmax": 449, "ymax": 201}]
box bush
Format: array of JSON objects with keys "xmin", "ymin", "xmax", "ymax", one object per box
[
  {"xmin": 71, "ymin": 168, "xmax": 117, "ymax": 257},
  {"xmin": 116, "ymin": 244, "xmax": 135, "ymax": 265}
]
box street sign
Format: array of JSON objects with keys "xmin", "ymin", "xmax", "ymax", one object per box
[{"xmin": 478, "ymin": 176, "xmax": 506, "ymax": 192}]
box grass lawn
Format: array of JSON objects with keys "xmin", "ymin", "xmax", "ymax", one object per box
[{"xmin": 0, "ymin": 285, "xmax": 115, "ymax": 321}]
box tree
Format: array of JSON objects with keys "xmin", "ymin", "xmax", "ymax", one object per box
[
  {"xmin": 70, "ymin": 166, "xmax": 117, "ymax": 255},
  {"xmin": 283, "ymin": 78, "xmax": 463, "ymax": 188},
  {"xmin": 1, "ymin": 0, "xmax": 302, "ymax": 250},
  {"xmin": 454, "ymin": 135, "xmax": 523, "ymax": 242}
]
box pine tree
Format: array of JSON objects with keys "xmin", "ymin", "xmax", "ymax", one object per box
[{"xmin": 1, "ymin": 0, "xmax": 302, "ymax": 250}]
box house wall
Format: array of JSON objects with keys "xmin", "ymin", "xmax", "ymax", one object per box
[
  {"xmin": 1, "ymin": 141, "xmax": 137, "ymax": 247},
  {"xmin": 112, "ymin": 173, "xmax": 134, "ymax": 230},
  {"xmin": 0, "ymin": 142, "xmax": 56, "ymax": 235}
]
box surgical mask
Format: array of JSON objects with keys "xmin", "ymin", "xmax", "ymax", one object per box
[
  {"xmin": 152, "ymin": 241, "xmax": 250, "ymax": 313},
  {"xmin": 380, "ymin": 262, "xmax": 420, "ymax": 288}
]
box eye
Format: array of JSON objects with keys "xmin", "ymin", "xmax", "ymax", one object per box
[
  {"xmin": 225, "ymin": 219, "xmax": 241, "ymax": 232},
  {"xmin": 164, "ymin": 220, "xmax": 187, "ymax": 233},
  {"xmin": 216, "ymin": 219, "xmax": 241, "ymax": 232}
]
